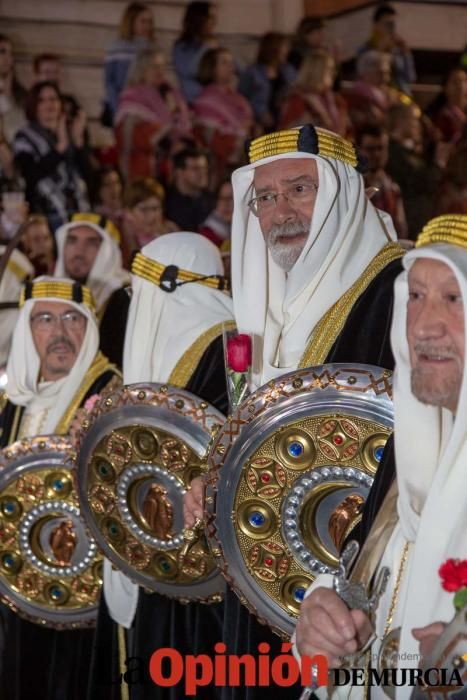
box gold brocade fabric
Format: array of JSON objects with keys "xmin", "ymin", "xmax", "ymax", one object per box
[
  {"xmin": 168, "ymin": 321, "xmax": 236, "ymax": 388},
  {"xmin": 298, "ymin": 243, "xmax": 404, "ymax": 368},
  {"xmin": 55, "ymin": 352, "xmax": 121, "ymax": 434}
]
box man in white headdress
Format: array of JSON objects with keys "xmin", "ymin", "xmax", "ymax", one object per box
[
  {"xmin": 0, "ymin": 276, "xmax": 121, "ymax": 445},
  {"xmin": 191, "ymin": 124, "xmax": 404, "ymax": 700},
  {"xmin": 0, "ymin": 276, "xmax": 121, "ymax": 700},
  {"xmin": 54, "ymin": 212, "xmax": 130, "ymax": 366},
  {"xmin": 0, "ymin": 245, "xmax": 33, "ymax": 368},
  {"xmin": 88, "ymin": 232, "xmax": 234, "ymax": 700},
  {"xmin": 295, "ymin": 213, "xmax": 467, "ymax": 699}
]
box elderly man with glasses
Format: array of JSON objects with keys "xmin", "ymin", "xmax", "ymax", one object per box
[
  {"xmin": 204, "ymin": 124, "xmax": 406, "ymax": 700},
  {"xmin": 0, "ymin": 276, "xmax": 121, "ymax": 700}
]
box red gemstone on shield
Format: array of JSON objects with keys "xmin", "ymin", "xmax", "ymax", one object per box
[
  {"xmin": 264, "ymin": 557, "xmax": 273, "ymax": 567},
  {"xmin": 333, "ymin": 435, "xmax": 344, "ymax": 445},
  {"xmin": 261, "ymin": 473, "xmax": 271, "ymax": 483}
]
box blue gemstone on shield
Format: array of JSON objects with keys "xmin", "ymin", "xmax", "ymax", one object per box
[
  {"xmin": 249, "ymin": 512, "xmax": 265, "ymax": 528},
  {"xmin": 288, "ymin": 441, "xmax": 303, "ymax": 458}
]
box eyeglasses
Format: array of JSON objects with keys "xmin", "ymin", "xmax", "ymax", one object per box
[
  {"xmin": 30, "ymin": 310, "xmax": 86, "ymax": 331},
  {"xmin": 248, "ymin": 182, "xmax": 318, "ymax": 217}
]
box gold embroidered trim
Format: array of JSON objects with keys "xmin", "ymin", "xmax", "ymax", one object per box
[
  {"xmin": 6, "ymin": 258, "xmax": 30, "ymax": 282},
  {"xmin": 415, "ymin": 214, "xmax": 467, "ymax": 249},
  {"xmin": 248, "ymin": 126, "xmax": 358, "ymax": 167},
  {"xmin": 132, "ymin": 252, "xmax": 230, "ymax": 292},
  {"xmin": 298, "ymin": 243, "xmax": 404, "ymax": 368},
  {"xmin": 71, "ymin": 212, "xmax": 121, "ymax": 244},
  {"xmin": 19, "ymin": 281, "xmax": 96, "ymax": 312},
  {"xmin": 7, "ymin": 405, "xmax": 23, "ymax": 445},
  {"xmin": 168, "ymin": 321, "xmax": 236, "ymax": 388},
  {"xmin": 118, "ymin": 624, "xmax": 129, "ymax": 700},
  {"xmin": 55, "ymin": 352, "xmax": 122, "ymax": 434}
]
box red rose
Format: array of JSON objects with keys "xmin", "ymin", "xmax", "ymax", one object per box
[
  {"xmin": 226, "ymin": 334, "xmax": 252, "ymax": 373},
  {"xmin": 439, "ymin": 559, "xmax": 467, "ymax": 592}
]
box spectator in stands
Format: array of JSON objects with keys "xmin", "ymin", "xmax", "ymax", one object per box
[
  {"xmin": 33, "ymin": 53, "xmax": 88, "ymax": 148},
  {"xmin": 193, "ymin": 48, "xmax": 253, "ymax": 180},
  {"xmin": 115, "ymin": 48, "xmax": 192, "ymax": 181},
  {"xmin": 103, "ymin": 2, "xmax": 155, "ymax": 120},
  {"xmin": 426, "ymin": 67, "xmax": 467, "ymax": 144},
  {"xmin": 239, "ymin": 32, "xmax": 295, "ymax": 132},
  {"xmin": 13, "ymin": 81, "xmax": 91, "ymax": 232},
  {"xmin": 288, "ymin": 17, "xmax": 341, "ymax": 73},
  {"xmin": 386, "ymin": 102, "xmax": 447, "ymax": 240},
  {"xmin": 33, "ymin": 53, "xmax": 62, "ymax": 85},
  {"xmin": 199, "ymin": 178, "xmax": 232, "ymax": 248},
  {"xmin": 165, "ymin": 147, "xmax": 215, "ymax": 231},
  {"xmin": 346, "ymin": 50, "xmax": 397, "ymax": 128},
  {"xmin": 122, "ymin": 177, "xmax": 178, "ymax": 261},
  {"xmin": 356, "ymin": 124, "xmax": 408, "ymax": 238},
  {"xmin": 92, "ymin": 166, "xmax": 124, "ymax": 231},
  {"xmin": 279, "ymin": 49, "xmax": 348, "ymax": 135},
  {"xmin": 0, "ymin": 34, "xmax": 27, "ymax": 147},
  {"xmin": 19, "ymin": 214, "xmax": 55, "ymax": 275},
  {"xmin": 173, "ymin": 1, "xmax": 218, "ymax": 103},
  {"xmin": 0, "ymin": 140, "xmax": 17, "ymax": 192},
  {"xmin": 434, "ymin": 138, "xmax": 467, "ymax": 215},
  {"xmin": 360, "ymin": 3, "xmax": 416, "ymax": 95}
]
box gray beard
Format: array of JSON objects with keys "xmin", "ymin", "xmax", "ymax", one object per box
[{"xmin": 266, "ymin": 221, "xmax": 309, "ymax": 272}]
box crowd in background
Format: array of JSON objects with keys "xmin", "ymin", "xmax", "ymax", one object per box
[{"xmin": 0, "ymin": 0, "xmax": 466, "ymax": 277}]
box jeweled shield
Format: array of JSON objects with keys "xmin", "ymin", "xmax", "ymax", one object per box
[
  {"xmin": 206, "ymin": 364, "xmax": 394, "ymax": 637},
  {"xmin": 77, "ymin": 383, "xmax": 226, "ymax": 602},
  {"xmin": 0, "ymin": 435, "xmax": 102, "ymax": 628}
]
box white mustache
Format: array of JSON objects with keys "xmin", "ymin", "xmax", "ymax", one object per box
[{"xmin": 268, "ymin": 221, "xmax": 308, "ymax": 247}]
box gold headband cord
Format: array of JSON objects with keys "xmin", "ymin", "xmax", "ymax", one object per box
[
  {"xmin": 70, "ymin": 212, "xmax": 121, "ymax": 244},
  {"xmin": 247, "ymin": 125, "xmax": 360, "ymax": 169},
  {"xmin": 131, "ymin": 252, "xmax": 230, "ymax": 293},
  {"xmin": 19, "ymin": 280, "xmax": 96, "ymax": 312},
  {"xmin": 415, "ymin": 214, "xmax": 467, "ymax": 249}
]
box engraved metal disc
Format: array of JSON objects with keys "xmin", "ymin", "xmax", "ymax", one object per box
[
  {"xmin": 77, "ymin": 383, "xmax": 226, "ymax": 602},
  {"xmin": 206, "ymin": 364, "xmax": 394, "ymax": 637},
  {"xmin": 0, "ymin": 435, "xmax": 102, "ymax": 628}
]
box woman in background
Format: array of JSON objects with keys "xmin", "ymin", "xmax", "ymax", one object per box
[
  {"xmin": 13, "ymin": 81, "xmax": 91, "ymax": 231},
  {"xmin": 239, "ymin": 32, "xmax": 295, "ymax": 132},
  {"xmin": 122, "ymin": 177, "xmax": 178, "ymax": 262},
  {"xmin": 103, "ymin": 2, "xmax": 155, "ymax": 121},
  {"xmin": 279, "ymin": 49, "xmax": 348, "ymax": 136},
  {"xmin": 115, "ymin": 49, "xmax": 192, "ymax": 181},
  {"xmin": 172, "ymin": 1, "xmax": 218, "ymax": 103},
  {"xmin": 193, "ymin": 48, "xmax": 253, "ymax": 181}
]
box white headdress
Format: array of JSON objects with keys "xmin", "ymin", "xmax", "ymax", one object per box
[
  {"xmin": 0, "ymin": 246, "xmax": 33, "ymax": 366},
  {"xmin": 54, "ymin": 213, "xmax": 129, "ymax": 311},
  {"xmin": 6, "ymin": 276, "xmax": 99, "ymax": 435},
  {"xmin": 123, "ymin": 232, "xmax": 233, "ymax": 383},
  {"xmin": 369, "ymin": 215, "xmax": 467, "ymax": 698},
  {"xmin": 106, "ymin": 232, "xmax": 233, "ymax": 629},
  {"xmin": 231, "ymin": 125, "xmax": 397, "ymax": 387}
]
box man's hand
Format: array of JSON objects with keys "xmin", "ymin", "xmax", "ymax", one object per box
[
  {"xmin": 412, "ymin": 622, "xmax": 446, "ymax": 659},
  {"xmin": 295, "ymin": 587, "xmax": 373, "ymax": 667},
  {"xmin": 183, "ymin": 476, "xmax": 205, "ymax": 528}
]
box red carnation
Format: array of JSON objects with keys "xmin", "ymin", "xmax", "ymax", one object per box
[
  {"xmin": 439, "ymin": 559, "xmax": 467, "ymax": 593},
  {"xmin": 227, "ymin": 334, "xmax": 252, "ymax": 373}
]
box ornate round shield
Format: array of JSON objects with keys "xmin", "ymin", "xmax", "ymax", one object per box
[
  {"xmin": 0, "ymin": 435, "xmax": 102, "ymax": 628},
  {"xmin": 77, "ymin": 383, "xmax": 226, "ymax": 602},
  {"xmin": 206, "ymin": 364, "xmax": 394, "ymax": 637}
]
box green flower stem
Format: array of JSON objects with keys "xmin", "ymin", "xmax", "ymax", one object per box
[{"xmin": 453, "ymin": 587, "xmax": 467, "ymax": 612}]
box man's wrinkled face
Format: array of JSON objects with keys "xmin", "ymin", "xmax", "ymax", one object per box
[
  {"xmin": 253, "ymin": 158, "xmax": 318, "ymax": 272},
  {"xmin": 63, "ymin": 225, "xmax": 102, "ymax": 284},
  {"xmin": 30, "ymin": 301, "xmax": 87, "ymax": 381},
  {"xmin": 407, "ymin": 258, "xmax": 464, "ymax": 414}
]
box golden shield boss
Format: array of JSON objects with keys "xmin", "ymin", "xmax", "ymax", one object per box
[
  {"xmin": 206, "ymin": 363, "xmax": 394, "ymax": 637},
  {"xmin": 77, "ymin": 383, "xmax": 225, "ymax": 602},
  {"xmin": 0, "ymin": 435, "xmax": 102, "ymax": 628}
]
